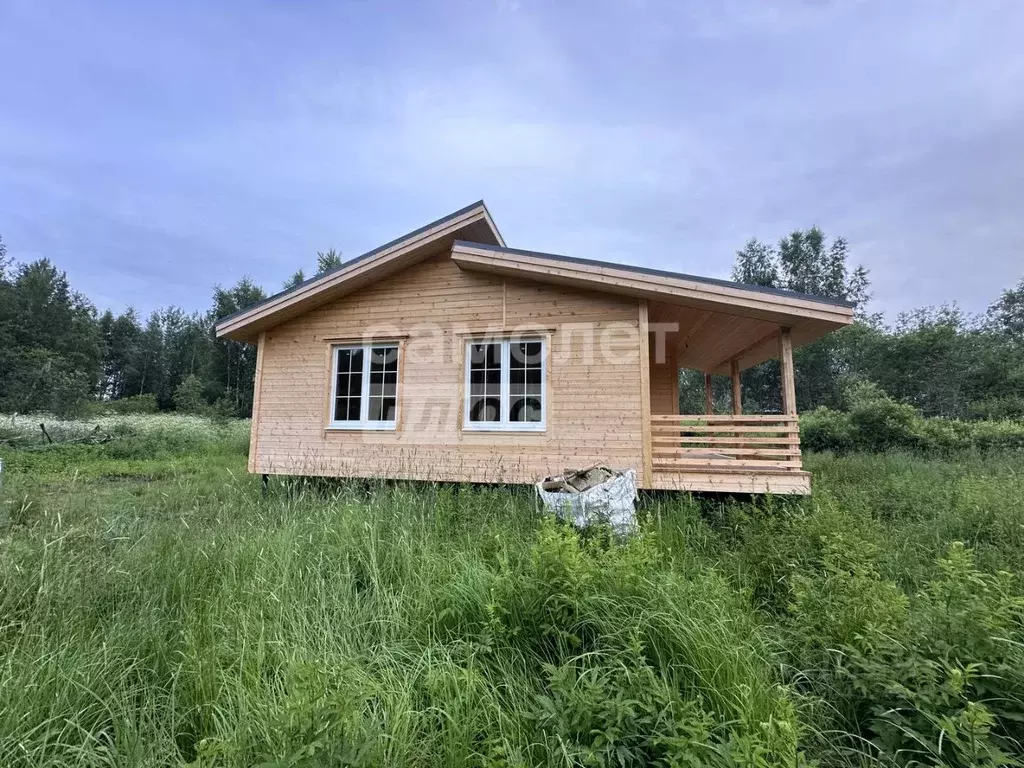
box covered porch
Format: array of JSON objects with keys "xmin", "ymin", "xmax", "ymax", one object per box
[
  {"xmin": 449, "ymin": 241, "xmax": 854, "ymax": 495},
  {"xmin": 640, "ymin": 301, "xmax": 810, "ymax": 494}
]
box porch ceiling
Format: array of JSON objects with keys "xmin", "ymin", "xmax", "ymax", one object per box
[{"xmin": 648, "ymin": 301, "xmax": 839, "ymax": 374}]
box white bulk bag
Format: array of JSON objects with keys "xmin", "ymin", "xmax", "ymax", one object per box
[{"xmin": 535, "ymin": 468, "xmax": 638, "ymax": 536}]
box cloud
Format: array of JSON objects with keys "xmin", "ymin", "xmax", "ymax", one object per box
[{"xmin": 0, "ymin": 0, "xmax": 1022, "ymax": 319}]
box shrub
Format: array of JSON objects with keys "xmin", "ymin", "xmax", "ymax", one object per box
[
  {"xmin": 848, "ymin": 383, "xmax": 920, "ymax": 450},
  {"xmin": 970, "ymin": 394, "xmax": 1024, "ymax": 421},
  {"xmin": 799, "ymin": 407, "xmax": 855, "ymax": 452},
  {"xmin": 800, "ymin": 382, "xmax": 1024, "ymax": 454},
  {"xmin": 106, "ymin": 393, "xmax": 159, "ymax": 415},
  {"xmin": 968, "ymin": 419, "xmax": 1024, "ymax": 451},
  {"xmin": 784, "ymin": 540, "xmax": 1024, "ymax": 766},
  {"xmin": 173, "ymin": 374, "xmax": 209, "ymax": 414}
]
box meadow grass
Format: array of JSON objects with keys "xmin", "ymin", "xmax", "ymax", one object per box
[{"xmin": 1, "ymin": 416, "xmax": 1022, "ymax": 767}]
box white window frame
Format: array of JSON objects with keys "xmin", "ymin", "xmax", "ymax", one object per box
[
  {"xmin": 463, "ymin": 338, "xmax": 546, "ymax": 432},
  {"xmin": 327, "ymin": 343, "xmax": 399, "ymax": 431}
]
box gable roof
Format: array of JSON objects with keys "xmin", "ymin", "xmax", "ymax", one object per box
[
  {"xmin": 453, "ymin": 241, "xmax": 854, "ymax": 309},
  {"xmin": 449, "ymin": 241, "xmax": 855, "ymax": 326},
  {"xmin": 215, "ymin": 200, "xmax": 504, "ymax": 341},
  {"xmin": 216, "ymin": 200, "xmax": 855, "ymax": 353}
]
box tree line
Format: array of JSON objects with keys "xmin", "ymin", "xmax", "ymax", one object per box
[
  {"xmin": 0, "ymin": 229, "xmax": 1021, "ymax": 421},
  {"xmin": 680, "ymin": 227, "xmax": 1023, "ymax": 422},
  {"xmin": 0, "ymin": 235, "xmax": 343, "ymax": 418}
]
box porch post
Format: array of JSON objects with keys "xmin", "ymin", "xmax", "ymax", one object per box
[
  {"xmin": 703, "ymin": 372, "xmax": 713, "ymax": 415},
  {"xmin": 730, "ymin": 359, "xmax": 742, "ymax": 415},
  {"xmin": 779, "ymin": 326, "xmax": 796, "ymax": 415}
]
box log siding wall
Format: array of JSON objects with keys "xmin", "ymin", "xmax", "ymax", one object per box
[
  {"xmin": 251, "ymin": 252, "xmax": 645, "ymax": 483},
  {"xmin": 648, "ymin": 337, "xmax": 678, "ymax": 416}
]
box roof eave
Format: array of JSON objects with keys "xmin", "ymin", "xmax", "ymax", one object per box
[{"xmin": 214, "ymin": 201, "xmax": 503, "ymax": 340}]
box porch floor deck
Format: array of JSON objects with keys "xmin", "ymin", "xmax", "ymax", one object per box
[{"xmin": 647, "ymin": 468, "xmax": 811, "ymax": 494}]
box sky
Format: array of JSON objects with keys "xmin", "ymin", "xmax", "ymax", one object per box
[{"xmin": 1, "ymin": 0, "xmax": 1022, "ymax": 320}]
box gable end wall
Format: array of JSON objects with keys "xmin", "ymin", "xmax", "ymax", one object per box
[{"xmin": 251, "ymin": 252, "xmax": 644, "ymax": 482}]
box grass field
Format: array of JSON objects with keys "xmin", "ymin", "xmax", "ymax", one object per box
[{"xmin": 1, "ymin": 415, "xmax": 1023, "ymax": 767}]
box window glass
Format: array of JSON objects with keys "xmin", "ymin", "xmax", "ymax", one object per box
[
  {"xmin": 333, "ymin": 347, "xmax": 364, "ymax": 422},
  {"xmin": 510, "ymin": 340, "xmax": 543, "ymax": 423},
  {"xmin": 465, "ymin": 338, "xmax": 545, "ymax": 430},
  {"xmin": 468, "ymin": 342, "xmax": 502, "ymax": 422},
  {"xmin": 331, "ymin": 344, "xmax": 398, "ymax": 426},
  {"xmin": 368, "ymin": 345, "xmax": 399, "ymax": 421}
]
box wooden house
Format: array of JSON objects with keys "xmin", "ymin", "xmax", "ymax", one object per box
[{"xmin": 215, "ymin": 201, "xmax": 854, "ymax": 494}]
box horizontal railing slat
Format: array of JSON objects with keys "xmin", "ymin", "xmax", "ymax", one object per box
[
  {"xmin": 653, "ymin": 458, "xmax": 804, "ymax": 469},
  {"xmin": 651, "ymin": 424, "xmax": 799, "ymax": 434},
  {"xmin": 650, "ymin": 414, "xmax": 797, "ymax": 422},
  {"xmin": 650, "ymin": 413, "xmax": 804, "ymax": 474},
  {"xmin": 651, "ymin": 447, "xmax": 800, "ymax": 457},
  {"xmin": 651, "ymin": 436, "xmax": 801, "ymax": 446},
  {"xmin": 651, "ymin": 463, "xmax": 804, "ymax": 476}
]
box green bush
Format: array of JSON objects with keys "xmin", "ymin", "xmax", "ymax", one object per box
[
  {"xmin": 799, "ymin": 406, "xmax": 855, "ymax": 452},
  {"xmin": 106, "ymin": 393, "xmax": 159, "ymax": 414},
  {"xmin": 800, "ymin": 382, "xmax": 1024, "ymax": 454},
  {"xmin": 787, "ymin": 541, "xmax": 1024, "ymax": 766},
  {"xmin": 173, "ymin": 374, "xmax": 208, "ymax": 414},
  {"xmin": 711, "ymin": 453, "xmax": 1024, "ymax": 768},
  {"xmin": 848, "ymin": 382, "xmax": 921, "ymax": 450},
  {"xmin": 970, "ymin": 394, "xmax": 1024, "ymax": 421}
]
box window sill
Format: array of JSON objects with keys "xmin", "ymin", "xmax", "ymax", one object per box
[
  {"xmin": 462, "ymin": 424, "xmax": 547, "ymax": 434},
  {"xmin": 325, "ymin": 423, "xmax": 397, "ymax": 432}
]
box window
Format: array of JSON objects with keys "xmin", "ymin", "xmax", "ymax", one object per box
[
  {"xmin": 329, "ymin": 343, "xmax": 399, "ymax": 429},
  {"xmin": 465, "ymin": 338, "xmax": 545, "ymax": 431}
]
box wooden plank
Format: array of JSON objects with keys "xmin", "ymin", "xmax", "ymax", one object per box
[
  {"xmin": 650, "ymin": 424, "xmax": 798, "ymax": 434},
  {"xmin": 652, "ymin": 447, "xmax": 800, "ymax": 457},
  {"xmin": 653, "ymin": 458, "xmax": 804, "ymax": 469},
  {"xmin": 648, "ymin": 337, "xmax": 678, "ymax": 415},
  {"xmin": 651, "ymin": 414, "xmax": 797, "ymax": 422},
  {"xmin": 779, "ymin": 326, "xmax": 797, "ymax": 416},
  {"xmin": 681, "ymin": 315, "xmax": 771, "ymax": 373},
  {"xmin": 704, "ymin": 372, "xmax": 713, "ymax": 415},
  {"xmin": 639, "ymin": 300, "xmax": 653, "ymax": 487},
  {"xmin": 678, "ymin": 311, "xmax": 712, "ymax": 351},
  {"xmin": 395, "ymin": 339, "xmax": 407, "ymax": 432},
  {"xmin": 712, "ymin": 328, "xmax": 779, "ymax": 373},
  {"xmin": 654, "ymin": 465, "xmax": 808, "ymax": 476},
  {"xmin": 652, "ymin": 436, "xmax": 801, "ymax": 446},
  {"xmin": 321, "ymin": 343, "xmax": 334, "ymax": 429},
  {"xmin": 648, "ymin": 470, "xmax": 811, "ymax": 495},
  {"xmin": 672, "ymin": 356, "xmax": 680, "ymax": 416}
]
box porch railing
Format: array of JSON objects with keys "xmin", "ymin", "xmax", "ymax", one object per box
[{"xmin": 650, "ymin": 414, "xmax": 802, "ymax": 473}]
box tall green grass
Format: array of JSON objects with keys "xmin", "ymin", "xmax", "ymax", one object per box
[
  {"xmin": 0, "ymin": 472, "xmax": 799, "ymax": 767},
  {"xmin": 1, "ymin": 417, "xmax": 1023, "ymax": 767}
]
